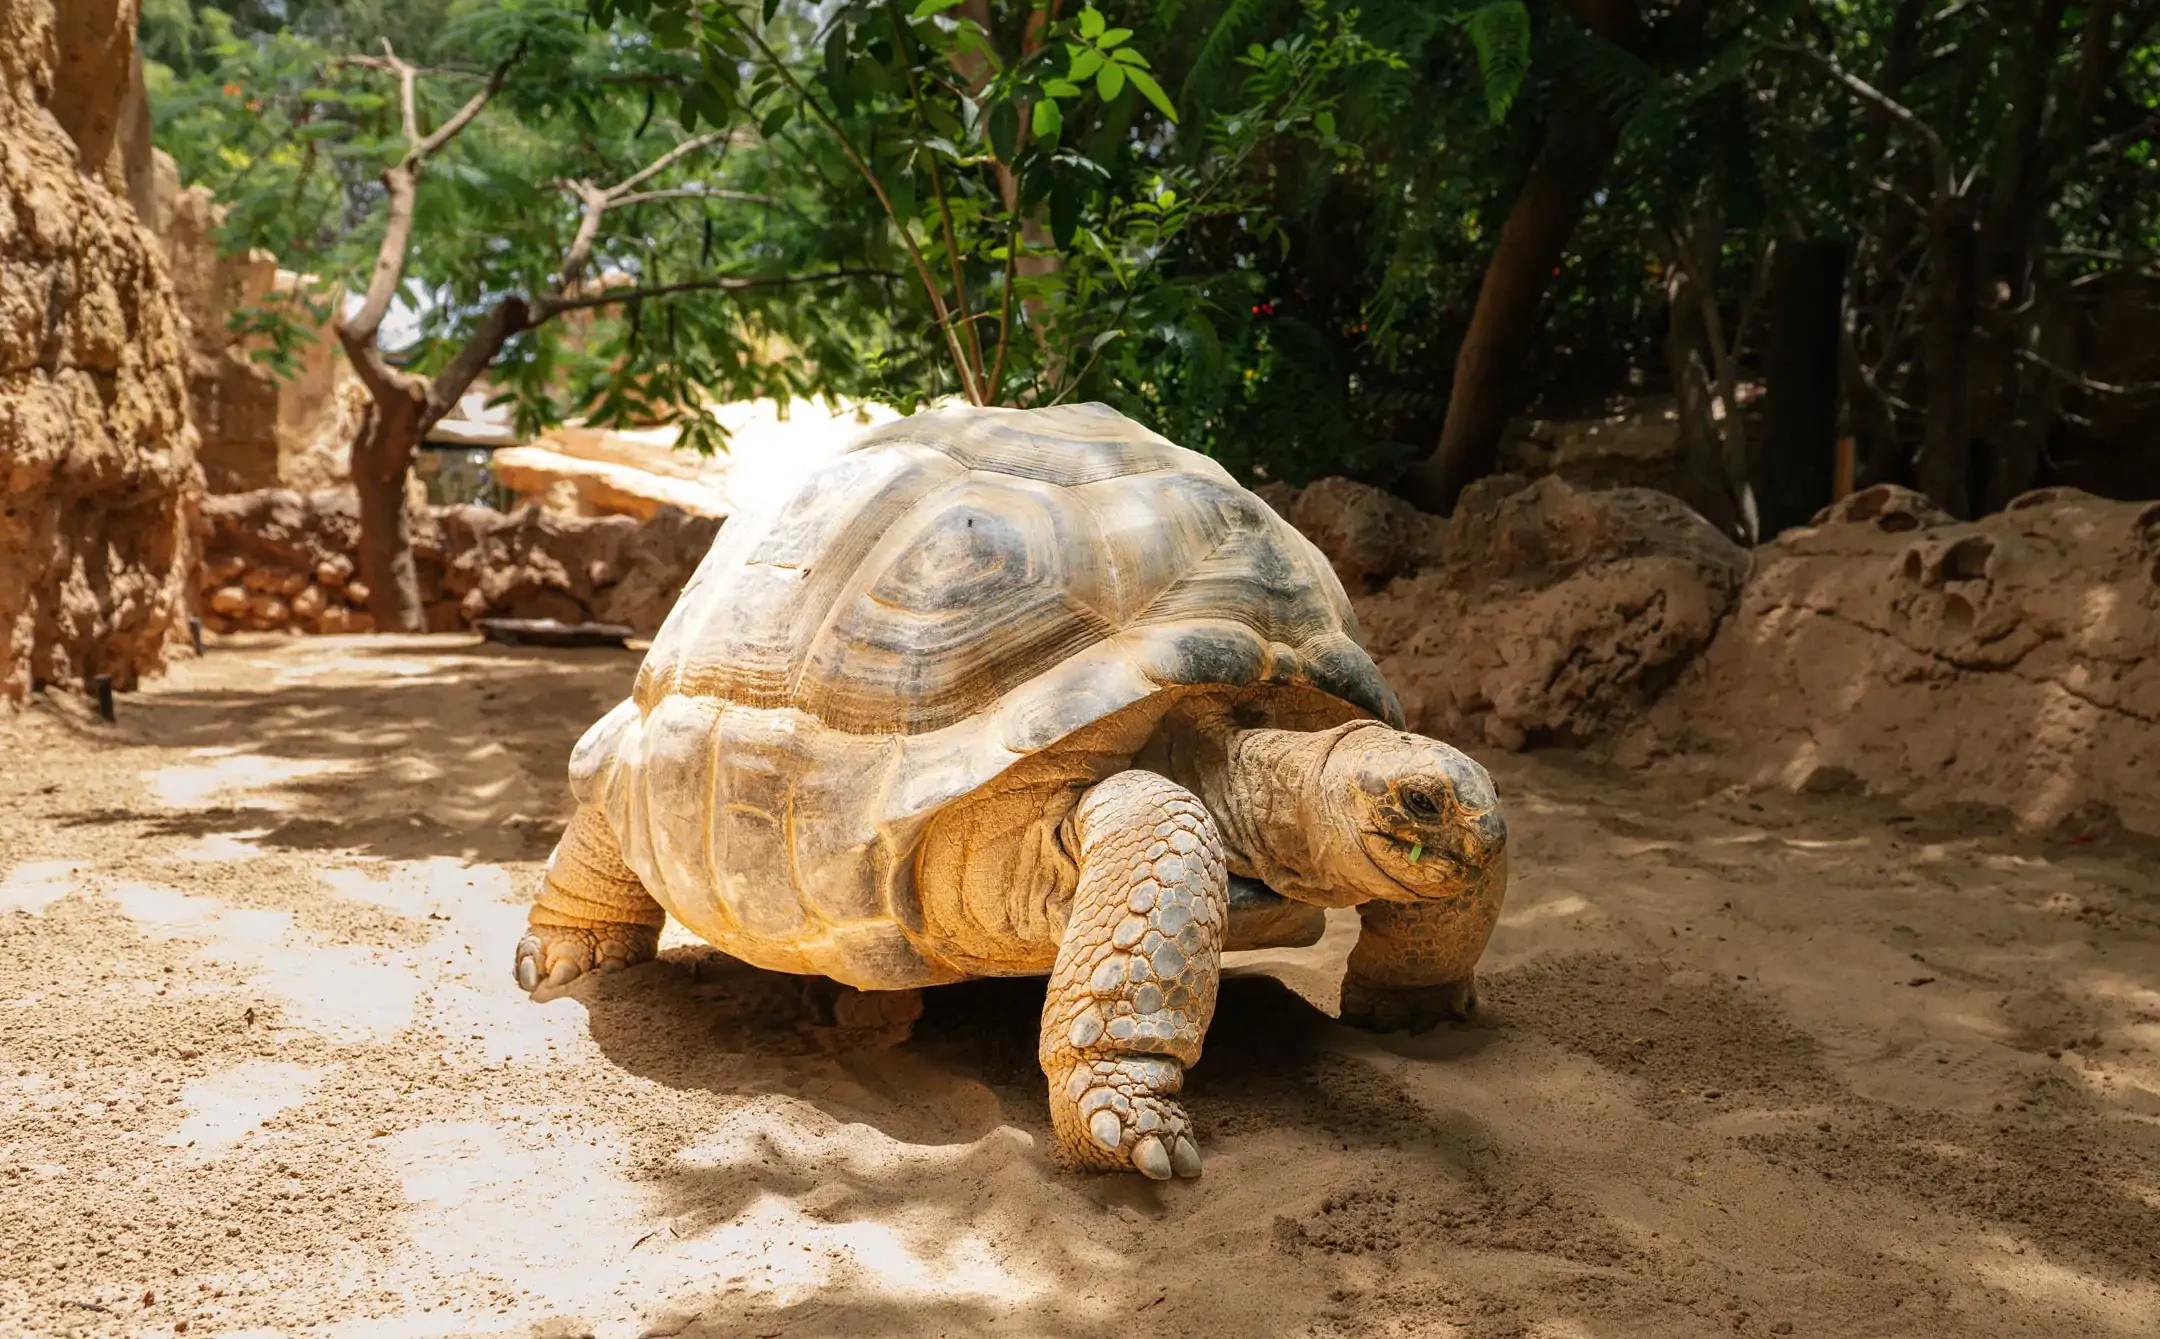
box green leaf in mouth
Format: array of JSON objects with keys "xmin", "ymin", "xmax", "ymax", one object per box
[{"xmin": 1407, "ymin": 843, "xmax": 1423, "ymax": 864}]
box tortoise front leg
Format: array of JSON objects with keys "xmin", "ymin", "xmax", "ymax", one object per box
[
  {"xmin": 1039, "ymin": 770, "xmax": 1227, "ymax": 1180},
  {"xmin": 1338, "ymin": 860, "xmax": 1506, "ymax": 1034},
  {"xmin": 515, "ymin": 804, "xmax": 666, "ymax": 995}
]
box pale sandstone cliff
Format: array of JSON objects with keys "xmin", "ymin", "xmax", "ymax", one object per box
[{"xmin": 1, "ymin": 0, "xmax": 200, "ymax": 703}]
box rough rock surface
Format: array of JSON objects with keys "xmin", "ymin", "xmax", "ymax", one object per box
[
  {"xmin": 1629, "ymin": 484, "xmax": 2160, "ymax": 835},
  {"xmin": 1254, "ymin": 476, "xmax": 1448, "ymax": 590},
  {"xmin": 146, "ymin": 149, "xmax": 345, "ymax": 493},
  {"xmin": 489, "ymin": 442, "xmax": 730, "ymax": 520},
  {"xmin": 198, "ymin": 489, "xmax": 720, "ymax": 637},
  {"xmin": 1351, "ymin": 476, "xmax": 1751, "ymax": 751},
  {"xmin": 1, "ymin": 0, "xmax": 200, "ymax": 705}
]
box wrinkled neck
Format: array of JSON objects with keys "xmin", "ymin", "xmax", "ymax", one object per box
[{"xmin": 1219, "ymin": 726, "xmax": 1358, "ymax": 905}]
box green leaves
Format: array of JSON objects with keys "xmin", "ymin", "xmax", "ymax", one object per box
[
  {"xmin": 1126, "ymin": 67, "xmax": 1175, "ymax": 122},
  {"xmin": 1461, "ymin": 1, "xmax": 1531, "ymax": 126},
  {"xmin": 1032, "ymin": 97, "xmax": 1063, "ymax": 141},
  {"xmin": 1098, "ymin": 62, "xmax": 1126, "ymax": 101}
]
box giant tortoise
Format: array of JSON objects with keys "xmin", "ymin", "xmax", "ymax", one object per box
[{"xmin": 515, "ymin": 402, "xmax": 1508, "ymax": 1179}]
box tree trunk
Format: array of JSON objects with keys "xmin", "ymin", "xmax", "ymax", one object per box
[
  {"xmin": 1397, "ymin": 0, "xmax": 1641, "ymax": 514},
  {"xmin": 1661, "ymin": 223, "xmax": 1745, "ymax": 540},
  {"xmin": 1917, "ymin": 200, "xmax": 1980, "ymax": 518},
  {"xmin": 1758, "ymin": 239, "xmax": 1849, "ymax": 537},
  {"xmin": 349, "ymin": 385, "xmax": 428, "ymax": 633}
]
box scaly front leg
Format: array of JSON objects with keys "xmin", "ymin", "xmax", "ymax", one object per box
[
  {"xmin": 1338, "ymin": 857, "xmax": 1506, "ymax": 1034},
  {"xmin": 1039, "ymin": 771, "xmax": 1227, "ymax": 1180},
  {"xmin": 515, "ymin": 805, "xmax": 666, "ymax": 995}
]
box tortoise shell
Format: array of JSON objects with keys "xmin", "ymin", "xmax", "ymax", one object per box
[{"xmin": 573, "ymin": 403, "xmax": 1402, "ymax": 987}]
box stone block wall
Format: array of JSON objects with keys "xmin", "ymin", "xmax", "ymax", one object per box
[{"xmin": 198, "ymin": 490, "xmax": 720, "ymax": 637}]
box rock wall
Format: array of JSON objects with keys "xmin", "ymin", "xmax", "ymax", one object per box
[
  {"xmin": 199, "ymin": 490, "xmax": 720, "ymax": 637},
  {"xmin": 1627, "ymin": 485, "xmax": 2160, "ymax": 836},
  {"xmin": 1, "ymin": 0, "xmax": 200, "ymax": 705},
  {"xmin": 145, "ymin": 149, "xmax": 344, "ymax": 493}
]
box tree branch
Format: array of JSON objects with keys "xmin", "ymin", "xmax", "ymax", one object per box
[
  {"xmin": 530, "ymin": 269, "xmax": 895, "ymax": 320},
  {"xmin": 416, "ymin": 46, "xmax": 521, "ymax": 159},
  {"xmin": 1772, "ymin": 42, "xmax": 1953, "ymax": 204},
  {"xmin": 607, "ymin": 129, "xmax": 741, "ymax": 197},
  {"xmin": 737, "ymin": 22, "xmax": 984, "ymax": 402},
  {"xmin": 335, "ymin": 40, "xmax": 523, "ymax": 354},
  {"xmin": 610, "ymin": 187, "xmax": 781, "ymax": 208},
  {"xmin": 422, "ymin": 296, "xmax": 531, "ymax": 428}
]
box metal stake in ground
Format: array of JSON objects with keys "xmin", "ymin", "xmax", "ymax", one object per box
[{"xmin": 93, "ymin": 674, "xmax": 115, "ymax": 723}]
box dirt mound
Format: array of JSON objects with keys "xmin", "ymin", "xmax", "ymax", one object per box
[
  {"xmin": 199, "ymin": 489, "xmax": 719, "ymax": 636},
  {"xmin": 0, "ymin": 0, "xmax": 200, "ymax": 707},
  {"xmin": 1349, "ymin": 475, "xmax": 1750, "ymax": 750},
  {"xmin": 1631, "ymin": 483, "xmax": 2160, "ymax": 835}
]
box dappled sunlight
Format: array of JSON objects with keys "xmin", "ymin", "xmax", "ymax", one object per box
[
  {"xmin": 105, "ymin": 880, "xmax": 423, "ymax": 1042},
  {"xmin": 6, "ymin": 640, "xmax": 2158, "ymax": 1338},
  {"xmin": 0, "ymin": 858, "xmax": 79, "ymax": 914},
  {"xmin": 163, "ymin": 1060, "xmax": 328, "ymax": 1160}
]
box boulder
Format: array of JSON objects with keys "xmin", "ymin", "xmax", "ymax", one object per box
[
  {"xmin": 1255, "ymin": 476, "xmax": 1447, "ymax": 590},
  {"xmin": 1331, "ymin": 476, "xmax": 1750, "ymax": 750}
]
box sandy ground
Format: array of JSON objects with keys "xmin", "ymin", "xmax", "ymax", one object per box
[{"xmin": 3, "ymin": 635, "xmax": 2158, "ymax": 1339}]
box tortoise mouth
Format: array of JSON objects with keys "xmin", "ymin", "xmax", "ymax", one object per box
[{"xmin": 1357, "ymin": 831, "xmax": 1477, "ymax": 900}]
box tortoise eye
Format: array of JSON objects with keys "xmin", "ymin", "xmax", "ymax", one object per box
[{"xmin": 1403, "ymin": 789, "xmax": 1442, "ymax": 819}]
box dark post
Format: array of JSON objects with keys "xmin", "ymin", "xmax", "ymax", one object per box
[
  {"xmin": 189, "ymin": 617, "xmax": 204, "ymax": 655},
  {"xmin": 1758, "ymin": 238, "xmax": 1850, "ymax": 537},
  {"xmin": 93, "ymin": 674, "xmax": 115, "ymax": 723}
]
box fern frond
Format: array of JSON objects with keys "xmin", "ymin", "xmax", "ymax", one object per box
[
  {"xmin": 1180, "ymin": 0, "xmax": 1285, "ymax": 108},
  {"xmin": 1460, "ymin": 1, "xmax": 1529, "ymax": 126}
]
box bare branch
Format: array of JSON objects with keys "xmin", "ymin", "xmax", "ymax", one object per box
[
  {"xmin": 335, "ymin": 41, "xmax": 523, "ymax": 352},
  {"xmin": 610, "ymin": 187, "xmax": 781, "ymax": 209},
  {"xmin": 1772, "ymin": 43, "xmax": 1953, "ymax": 203},
  {"xmin": 2014, "ymin": 347, "xmax": 2160, "ymax": 398},
  {"xmin": 606, "ymin": 129, "xmax": 741, "ymax": 198},
  {"xmin": 530, "ymin": 269, "xmax": 895, "ymax": 321},
  {"xmin": 416, "ymin": 46, "xmax": 521, "ymax": 160},
  {"xmin": 422, "ymin": 296, "xmax": 532, "ymax": 428}
]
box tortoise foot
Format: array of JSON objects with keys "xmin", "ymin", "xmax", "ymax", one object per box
[
  {"xmin": 514, "ymin": 922, "xmax": 660, "ymax": 998},
  {"xmin": 797, "ymin": 980, "xmax": 923, "ymax": 1049},
  {"xmin": 1338, "ymin": 972, "xmax": 1478, "ymax": 1035},
  {"xmin": 1047, "ymin": 1056, "xmax": 1204, "ymax": 1180}
]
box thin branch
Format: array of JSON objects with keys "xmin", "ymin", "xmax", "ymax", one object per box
[
  {"xmin": 531, "ymin": 268, "xmax": 896, "ymax": 319},
  {"xmin": 988, "ymin": 215, "xmax": 1020, "ymax": 403},
  {"xmin": 337, "ymin": 40, "xmax": 523, "ymax": 350},
  {"xmin": 892, "ymin": 10, "xmax": 987, "ymax": 395},
  {"xmin": 608, "ymin": 129, "xmax": 741, "ymax": 197},
  {"xmin": 610, "ymin": 187, "xmax": 782, "ymax": 208},
  {"xmin": 1772, "ymin": 42, "xmax": 1953, "ymax": 203},
  {"xmin": 738, "ymin": 23, "xmax": 983, "ymax": 403},
  {"xmin": 416, "ymin": 47, "xmax": 520, "ymax": 159},
  {"xmin": 2013, "ymin": 347, "xmax": 2160, "ymax": 398}
]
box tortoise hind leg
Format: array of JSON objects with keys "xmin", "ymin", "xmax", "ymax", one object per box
[
  {"xmin": 516, "ymin": 805, "xmax": 666, "ymax": 996},
  {"xmin": 1039, "ymin": 771, "xmax": 1226, "ymax": 1180}
]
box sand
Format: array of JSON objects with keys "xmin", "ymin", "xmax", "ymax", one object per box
[{"xmin": 2, "ymin": 635, "xmax": 2156, "ymax": 1339}]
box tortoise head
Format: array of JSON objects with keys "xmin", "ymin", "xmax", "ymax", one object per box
[{"xmin": 1317, "ymin": 722, "xmax": 1508, "ymax": 903}]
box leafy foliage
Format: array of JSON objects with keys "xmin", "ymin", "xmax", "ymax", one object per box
[{"xmin": 153, "ymin": 0, "xmax": 2160, "ymax": 501}]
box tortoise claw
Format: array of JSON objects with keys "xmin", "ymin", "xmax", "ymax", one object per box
[{"xmin": 1132, "ymin": 1135, "xmax": 1173, "ymax": 1180}]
